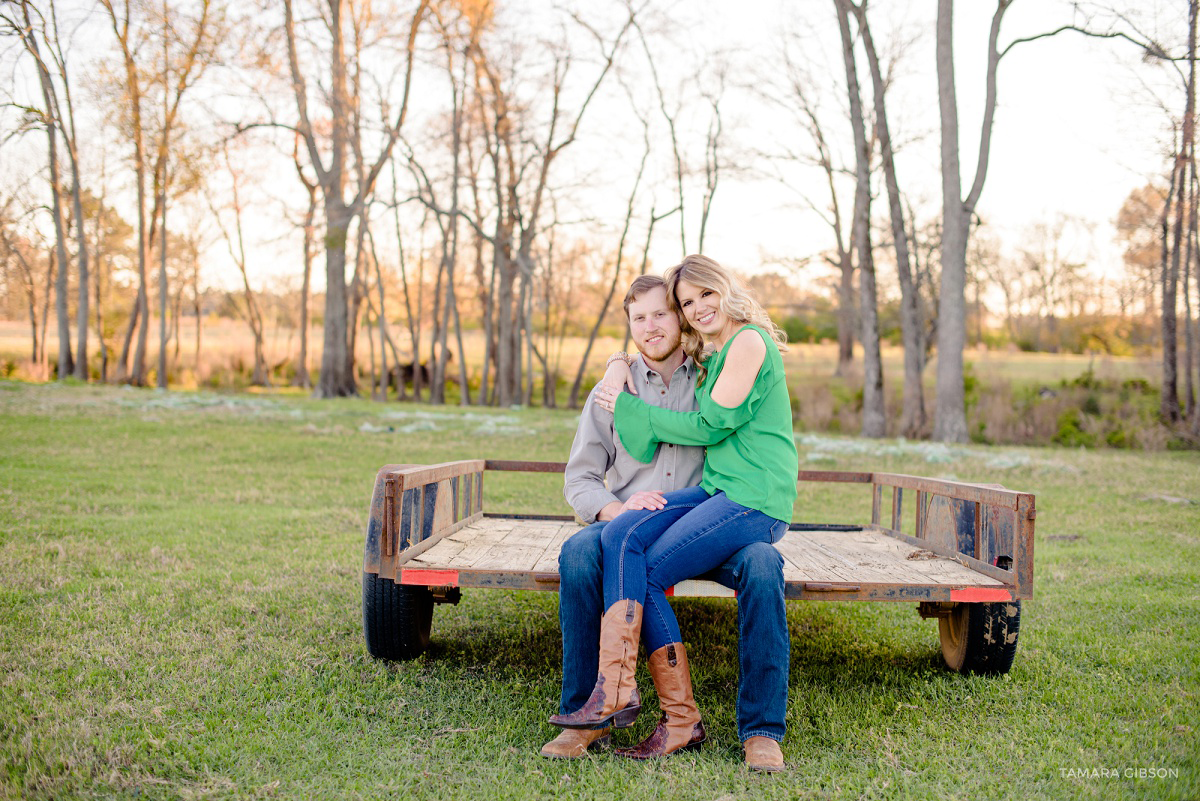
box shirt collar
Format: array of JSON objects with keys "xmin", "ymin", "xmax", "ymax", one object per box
[{"xmin": 635, "ymin": 353, "xmax": 695, "ymax": 382}]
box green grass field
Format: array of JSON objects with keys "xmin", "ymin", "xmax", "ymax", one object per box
[{"xmin": 1, "ymin": 381, "xmax": 1197, "ymax": 800}]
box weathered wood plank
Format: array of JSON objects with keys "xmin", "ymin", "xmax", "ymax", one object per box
[
  {"xmin": 473, "ymin": 545, "xmax": 547, "ymax": 571},
  {"xmin": 871, "ymin": 472, "xmax": 1027, "ymax": 510},
  {"xmin": 531, "ymin": 522, "xmax": 582, "ymax": 573}
]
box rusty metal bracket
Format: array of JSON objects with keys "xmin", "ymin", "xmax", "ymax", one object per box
[
  {"xmin": 430, "ymin": 586, "xmax": 461, "ymax": 605},
  {"xmin": 383, "ymin": 476, "xmax": 398, "ymax": 557},
  {"xmin": 917, "ymin": 601, "xmax": 957, "ymax": 619}
]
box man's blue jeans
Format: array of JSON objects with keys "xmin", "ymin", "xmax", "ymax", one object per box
[{"xmin": 557, "ymin": 500, "xmax": 790, "ymax": 742}]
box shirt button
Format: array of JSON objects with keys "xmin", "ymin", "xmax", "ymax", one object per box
[
  {"xmin": 661, "ymin": 390, "xmax": 666, "ymax": 395},
  {"xmin": 667, "ymin": 444, "xmax": 673, "ymax": 448},
  {"xmin": 666, "ymin": 472, "xmax": 671, "ymax": 477}
]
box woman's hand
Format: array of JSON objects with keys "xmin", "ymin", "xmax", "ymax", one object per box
[
  {"xmin": 593, "ymin": 384, "xmax": 621, "ymax": 414},
  {"xmin": 601, "ymin": 358, "xmax": 636, "ymax": 395}
]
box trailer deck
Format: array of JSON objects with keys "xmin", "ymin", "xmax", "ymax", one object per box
[{"xmin": 395, "ymin": 515, "xmax": 1010, "ymax": 602}]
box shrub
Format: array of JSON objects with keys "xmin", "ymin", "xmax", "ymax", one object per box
[
  {"xmin": 963, "ymin": 361, "xmax": 980, "ymax": 412},
  {"xmin": 1053, "ymin": 408, "xmax": 1096, "ymax": 447},
  {"xmin": 1105, "ymin": 425, "xmax": 1130, "ymax": 448}
]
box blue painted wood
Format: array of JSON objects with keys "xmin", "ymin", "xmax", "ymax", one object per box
[
  {"xmin": 400, "ymin": 489, "xmax": 416, "ymax": 550},
  {"xmin": 422, "ymin": 482, "xmax": 438, "ymax": 542}
]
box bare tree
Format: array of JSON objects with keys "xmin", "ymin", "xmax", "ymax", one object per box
[
  {"xmin": 931, "ymin": 0, "xmax": 1013, "ymax": 441},
  {"xmin": 1163, "ymin": 1, "xmax": 1197, "ymax": 422},
  {"xmin": 568, "ymin": 107, "xmax": 651, "ymax": 409},
  {"xmin": 1187, "ymin": 155, "xmax": 1198, "ymax": 420},
  {"xmin": 465, "ymin": 7, "xmax": 636, "ymax": 406},
  {"xmin": 835, "ymin": 0, "xmax": 885, "ymax": 437},
  {"xmin": 852, "ymin": 0, "xmax": 926, "ymax": 437},
  {"xmin": 634, "ymin": 19, "xmax": 687, "ymax": 255},
  {"xmin": 0, "ymin": 191, "xmax": 46, "ymax": 368},
  {"xmin": 99, "ymin": 0, "xmax": 213, "ymax": 387},
  {"xmin": 765, "ymin": 38, "xmax": 857, "ymax": 376},
  {"xmin": 207, "ymin": 147, "xmax": 268, "ymax": 386},
  {"xmin": 291, "ymin": 138, "xmax": 317, "ymax": 389},
  {"xmin": 29, "ymin": 1, "xmax": 91, "ymax": 380},
  {"xmin": 697, "ymin": 64, "xmax": 727, "ymax": 253},
  {"xmin": 281, "ymin": 0, "xmax": 431, "ymax": 398},
  {"xmin": 6, "ymin": 1, "xmax": 76, "ymax": 379}
]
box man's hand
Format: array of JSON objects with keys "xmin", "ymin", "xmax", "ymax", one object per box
[
  {"xmin": 595, "ymin": 490, "xmax": 669, "ymax": 522},
  {"xmin": 621, "ymin": 490, "xmax": 667, "ymax": 513}
]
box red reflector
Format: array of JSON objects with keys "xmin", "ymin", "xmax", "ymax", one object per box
[
  {"xmin": 950, "ymin": 587, "xmax": 1011, "ymax": 602},
  {"xmin": 401, "ymin": 568, "xmax": 459, "ymax": 586}
]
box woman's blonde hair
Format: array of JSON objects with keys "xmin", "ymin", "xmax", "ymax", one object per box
[{"xmin": 663, "ymin": 254, "xmax": 788, "ymax": 372}]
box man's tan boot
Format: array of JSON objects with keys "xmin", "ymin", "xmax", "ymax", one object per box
[
  {"xmin": 539, "ymin": 727, "xmax": 611, "ymax": 759},
  {"xmin": 743, "ymin": 736, "xmax": 785, "ymax": 772},
  {"xmin": 549, "ymin": 600, "xmax": 643, "ymax": 729}
]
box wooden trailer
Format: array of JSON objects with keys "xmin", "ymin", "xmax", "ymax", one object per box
[{"xmin": 362, "ymin": 460, "xmax": 1035, "ymax": 674}]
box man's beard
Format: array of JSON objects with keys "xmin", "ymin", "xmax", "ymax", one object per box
[{"xmin": 638, "ymin": 330, "xmax": 682, "ymax": 362}]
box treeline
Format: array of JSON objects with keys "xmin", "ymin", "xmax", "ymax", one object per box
[{"xmin": 1, "ymin": 0, "xmax": 1199, "ymax": 441}]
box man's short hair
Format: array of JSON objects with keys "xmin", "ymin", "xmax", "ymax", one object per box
[{"xmin": 622, "ymin": 275, "xmax": 666, "ymax": 318}]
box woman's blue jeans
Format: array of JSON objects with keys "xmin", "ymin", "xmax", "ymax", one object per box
[{"xmin": 601, "ymin": 486, "xmax": 788, "ymax": 653}]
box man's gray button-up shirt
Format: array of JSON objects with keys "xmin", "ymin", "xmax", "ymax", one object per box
[{"xmin": 563, "ymin": 355, "xmax": 706, "ymax": 524}]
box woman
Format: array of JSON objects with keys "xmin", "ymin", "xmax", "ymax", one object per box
[{"xmin": 548, "ymin": 254, "xmax": 798, "ymax": 760}]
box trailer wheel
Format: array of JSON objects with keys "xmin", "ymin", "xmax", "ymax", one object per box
[
  {"xmin": 938, "ymin": 601, "xmax": 1021, "ymax": 675},
  {"xmin": 363, "ymin": 572, "xmax": 433, "ymax": 661}
]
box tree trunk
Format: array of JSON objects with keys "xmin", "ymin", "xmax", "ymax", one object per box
[
  {"xmin": 157, "ymin": 161, "xmax": 169, "ymax": 388},
  {"xmin": 28, "ymin": 26, "xmax": 73, "ymax": 379},
  {"xmin": 104, "ymin": 0, "xmax": 150, "ymax": 387},
  {"xmin": 284, "ymin": 0, "xmax": 428, "ymax": 399},
  {"xmin": 1164, "ymin": 0, "xmax": 1197, "ymax": 423},
  {"xmin": 317, "ymin": 200, "xmax": 356, "ymax": 397},
  {"xmin": 856, "ymin": 2, "xmax": 925, "ymax": 437},
  {"xmin": 3, "ymin": 230, "xmax": 40, "ymax": 365},
  {"xmin": 836, "ymin": 251, "xmax": 855, "ymax": 375},
  {"xmin": 293, "ymin": 182, "xmax": 315, "ymax": 389},
  {"xmin": 346, "ymin": 218, "xmax": 369, "ymax": 393},
  {"xmin": 836, "ymin": 0, "xmax": 885, "ymax": 437},
  {"xmin": 1185, "ymin": 157, "xmax": 1197, "ymax": 420},
  {"xmin": 933, "ymin": 0, "xmax": 1010, "ymax": 442},
  {"xmin": 192, "ymin": 244, "xmax": 201, "ymax": 381},
  {"xmin": 62, "ymin": 106, "xmax": 89, "ymax": 381},
  {"xmin": 38, "ymin": 251, "xmax": 53, "ymax": 372}
]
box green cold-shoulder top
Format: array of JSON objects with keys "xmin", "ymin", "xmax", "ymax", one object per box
[{"xmin": 614, "ymin": 323, "xmax": 799, "ymax": 523}]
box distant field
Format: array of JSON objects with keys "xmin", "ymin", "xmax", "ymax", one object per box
[
  {"xmin": 1, "ymin": 381, "xmax": 1197, "ymax": 800},
  {"xmin": 0, "ymin": 317, "xmax": 1162, "ymax": 389},
  {"xmin": 2, "ymin": 317, "xmax": 1181, "ymax": 448}
]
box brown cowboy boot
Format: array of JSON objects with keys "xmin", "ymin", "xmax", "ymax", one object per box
[
  {"xmin": 614, "ymin": 642, "xmax": 706, "ymax": 759},
  {"xmin": 539, "ymin": 727, "xmax": 611, "ymax": 759},
  {"xmin": 548, "ymin": 599, "xmax": 643, "ymax": 730}
]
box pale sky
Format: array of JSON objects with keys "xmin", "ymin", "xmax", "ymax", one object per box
[
  {"xmin": 664, "ymin": 0, "xmax": 1179, "ymax": 286},
  {"xmin": 0, "ymin": 0, "xmax": 1183, "ymax": 298}
]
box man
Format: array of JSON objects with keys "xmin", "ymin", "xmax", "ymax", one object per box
[{"xmin": 541, "ymin": 274, "xmax": 789, "ymax": 772}]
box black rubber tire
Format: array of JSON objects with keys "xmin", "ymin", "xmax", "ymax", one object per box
[
  {"xmin": 938, "ymin": 600, "xmax": 1022, "ymax": 675},
  {"xmin": 362, "ymin": 571, "xmax": 434, "ymax": 661}
]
